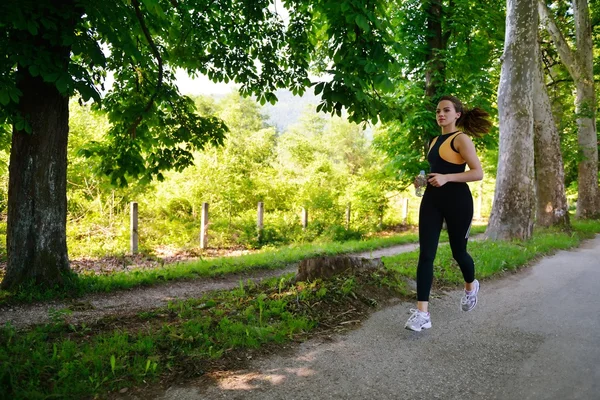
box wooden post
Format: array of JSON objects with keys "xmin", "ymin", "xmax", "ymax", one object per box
[
  {"xmin": 130, "ymin": 202, "xmax": 138, "ymax": 254},
  {"xmin": 257, "ymin": 202, "xmax": 264, "ymax": 242},
  {"xmin": 200, "ymin": 202, "xmax": 209, "ymax": 249},
  {"xmin": 302, "ymin": 207, "xmax": 308, "ymax": 229},
  {"xmin": 402, "ymin": 198, "xmax": 409, "ymax": 224},
  {"xmin": 345, "ymin": 203, "xmax": 351, "ymax": 229}
]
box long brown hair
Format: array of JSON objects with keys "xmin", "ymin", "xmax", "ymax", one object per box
[{"xmin": 438, "ymin": 95, "xmax": 492, "ymax": 138}]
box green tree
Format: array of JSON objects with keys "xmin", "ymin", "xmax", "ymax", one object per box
[
  {"xmin": 0, "ymin": 0, "xmax": 398, "ymax": 290},
  {"xmin": 375, "ymin": 0, "xmax": 504, "ymax": 187}
]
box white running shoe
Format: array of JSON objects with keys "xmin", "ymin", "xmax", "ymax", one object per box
[
  {"xmin": 461, "ymin": 279, "xmax": 480, "ymax": 312},
  {"xmin": 404, "ymin": 308, "xmax": 432, "ymax": 332}
]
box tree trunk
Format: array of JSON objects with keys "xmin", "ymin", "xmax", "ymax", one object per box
[
  {"xmin": 421, "ymin": 0, "xmax": 447, "ymax": 156},
  {"xmin": 538, "ymin": 0, "xmax": 599, "ymax": 218},
  {"xmin": 573, "ymin": 0, "xmax": 598, "ymax": 218},
  {"xmin": 424, "ymin": 0, "xmax": 445, "ymax": 99},
  {"xmin": 487, "ymin": 0, "xmax": 537, "ymax": 240},
  {"xmin": 574, "ymin": 80, "xmax": 598, "ymax": 218},
  {"xmin": 532, "ymin": 31, "xmax": 570, "ymax": 227},
  {"xmin": 2, "ymin": 75, "xmax": 70, "ymax": 290}
]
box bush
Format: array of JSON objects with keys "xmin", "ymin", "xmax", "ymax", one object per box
[
  {"xmin": 320, "ymin": 224, "xmax": 364, "ymax": 242},
  {"xmin": 164, "ymin": 198, "xmax": 193, "ymax": 219}
]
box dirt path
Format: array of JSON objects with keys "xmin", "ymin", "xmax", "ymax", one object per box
[{"xmin": 0, "ymin": 241, "xmax": 427, "ymax": 330}]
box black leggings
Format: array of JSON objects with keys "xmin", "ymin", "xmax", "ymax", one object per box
[{"xmin": 417, "ymin": 183, "xmax": 475, "ymax": 302}]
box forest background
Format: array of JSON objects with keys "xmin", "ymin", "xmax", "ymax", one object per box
[{"xmin": 0, "ymin": 0, "xmax": 598, "ymax": 277}]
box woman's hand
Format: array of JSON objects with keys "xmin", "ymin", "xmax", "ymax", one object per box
[{"xmin": 427, "ymin": 173, "xmax": 448, "ymax": 187}]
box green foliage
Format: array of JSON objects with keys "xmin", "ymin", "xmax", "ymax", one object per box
[
  {"xmin": 374, "ymin": 0, "xmax": 504, "ymax": 187},
  {"xmin": 538, "ymin": 1, "xmax": 600, "ymax": 190},
  {"xmin": 306, "ymin": 0, "xmax": 399, "ymax": 123},
  {"xmin": 0, "ymin": 0, "xmax": 399, "ymax": 184},
  {"xmin": 0, "ymin": 150, "xmax": 7, "ymax": 215}
]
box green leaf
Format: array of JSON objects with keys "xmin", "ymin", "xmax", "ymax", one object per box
[
  {"xmin": 0, "ymin": 91, "xmax": 9, "ymax": 106},
  {"xmin": 266, "ymin": 92, "xmax": 278, "ymax": 105},
  {"xmin": 29, "ymin": 65, "xmax": 40, "ymax": 77},
  {"xmin": 355, "ymin": 15, "xmax": 370, "ymax": 33},
  {"xmin": 43, "ymin": 72, "xmax": 60, "ymax": 83},
  {"xmin": 56, "ymin": 75, "xmax": 70, "ymax": 94},
  {"xmin": 27, "ymin": 21, "xmax": 38, "ymax": 35},
  {"xmin": 8, "ymin": 87, "xmax": 22, "ymax": 103},
  {"xmin": 75, "ymin": 83, "xmax": 100, "ymax": 102},
  {"xmin": 110, "ymin": 355, "xmax": 116, "ymax": 374},
  {"xmin": 141, "ymin": 0, "xmax": 164, "ymax": 15},
  {"xmin": 314, "ymin": 82, "xmax": 325, "ymax": 96}
]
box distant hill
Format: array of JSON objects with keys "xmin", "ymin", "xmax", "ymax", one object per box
[
  {"xmin": 261, "ymin": 89, "xmax": 320, "ymax": 133},
  {"xmin": 200, "ymin": 87, "xmax": 374, "ymax": 139},
  {"xmin": 200, "ymin": 88, "xmax": 320, "ymax": 133}
]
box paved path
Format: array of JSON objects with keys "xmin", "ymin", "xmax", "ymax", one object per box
[{"xmin": 158, "ymin": 235, "xmax": 600, "ymax": 400}]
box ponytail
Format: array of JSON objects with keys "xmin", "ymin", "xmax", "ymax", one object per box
[{"xmin": 439, "ymin": 95, "xmax": 492, "ymax": 138}]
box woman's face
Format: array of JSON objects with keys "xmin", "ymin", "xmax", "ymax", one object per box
[{"xmin": 436, "ymin": 100, "xmax": 461, "ymax": 128}]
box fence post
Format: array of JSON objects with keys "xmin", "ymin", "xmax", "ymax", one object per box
[
  {"xmin": 345, "ymin": 203, "xmax": 351, "ymax": 229},
  {"xmin": 130, "ymin": 202, "xmax": 138, "ymax": 254},
  {"xmin": 302, "ymin": 207, "xmax": 308, "ymax": 229},
  {"xmin": 200, "ymin": 202, "xmax": 209, "ymax": 249},
  {"xmin": 257, "ymin": 201, "xmax": 264, "ymax": 242},
  {"xmin": 402, "ymin": 198, "xmax": 409, "ymax": 224}
]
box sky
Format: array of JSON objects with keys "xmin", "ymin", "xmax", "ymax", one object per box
[{"xmin": 175, "ymin": 69, "xmax": 237, "ymax": 96}]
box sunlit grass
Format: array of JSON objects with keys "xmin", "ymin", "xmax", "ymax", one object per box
[
  {"xmin": 383, "ymin": 221, "xmax": 600, "ymax": 286},
  {"xmin": 1, "ymin": 227, "xmax": 424, "ymax": 303}
]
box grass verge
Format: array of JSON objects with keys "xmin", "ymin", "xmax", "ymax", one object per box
[
  {"xmin": 0, "ymin": 225, "xmax": 487, "ymax": 304},
  {"xmin": 0, "ymin": 269, "xmax": 407, "ymax": 399},
  {"xmin": 383, "ymin": 219, "xmax": 600, "ymax": 290}
]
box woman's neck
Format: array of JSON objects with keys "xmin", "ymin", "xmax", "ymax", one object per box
[{"xmin": 441, "ymin": 125, "xmax": 458, "ymax": 135}]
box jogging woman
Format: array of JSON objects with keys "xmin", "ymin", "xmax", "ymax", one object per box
[{"xmin": 405, "ymin": 95, "xmax": 492, "ymax": 332}]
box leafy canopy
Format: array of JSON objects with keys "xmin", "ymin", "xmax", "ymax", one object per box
[{"xmin": 0, "ymin": 0, "xmax": 398, "ymax": 185}]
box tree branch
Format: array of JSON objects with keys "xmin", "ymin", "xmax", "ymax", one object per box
[
  {"xmin": 546, "ymin": 78, "xmax": 574, "ymax": 88},
  {"xmin": 129, "ymin": 0, "xmax": 164, "ymax": 139},
  {"xmin": 537, "ymin": 0, "xmax": 582, "ymax": 82}
]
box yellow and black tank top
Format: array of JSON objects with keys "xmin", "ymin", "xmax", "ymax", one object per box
[{"xmin": 427, "ymin": 131, "xmax": 466, "ymax": 174}]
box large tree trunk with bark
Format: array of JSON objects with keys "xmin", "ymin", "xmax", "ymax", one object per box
[
  {"xmin": 1, "ymin": 73, "xmax": 70, "ymax": 290},
  {"xmin": 532, "ymin": 32, "xmax": 570, "ymax": 227},
  {"xmin": 487, "ymin": 0, "xmax": 537, "ymax": 240},
  {"xmin": 574, "ymin": 79, "xmax": 598, "ymax": 218},
  {"xmin": 538, "ymin": 0, "xmax": 599, "ymax": 218},
  {"xmin": 573, "ymin": 0, "xmax": 598, "ymax": 218}
]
